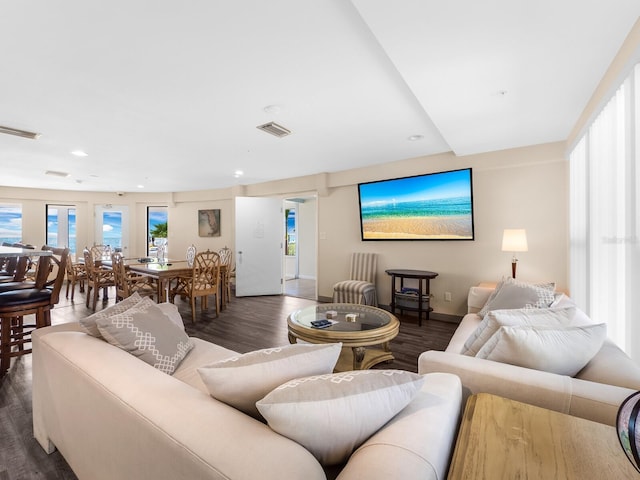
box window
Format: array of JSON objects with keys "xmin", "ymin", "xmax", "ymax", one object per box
[
  {"xmin": 147, "ymin": 206, "xmax": 168, "ymax": 257},
  {"xmin": 46, "ymin": 205, "xmax": 77, "ymax": 255},
  {"xmin": 569, "ymin": 64, "xmax": 640, "ymax": 362},
  {"xmin": 0, "ymin": 204, "xmax": 22, "ymax": 245}
]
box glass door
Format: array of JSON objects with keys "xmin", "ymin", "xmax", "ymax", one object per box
[
  {"xmin": 46, "ymin": 204, "xmax": 77, "ymax": 256},
  {"xmin": 94, "ymin": 205, "xmax": 129, "ymax": 256}
]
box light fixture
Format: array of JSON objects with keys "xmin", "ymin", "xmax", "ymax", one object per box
[
  {"xmin": 407, "ymin": 135, "xmax": 424, "ymax": 141},
  {"xmin": 234, "ymin": 170, "xmax": 244, "ymax": 178},
  {"xmin": 71, "ymin": 150, "xmax": 88, "ymax": 157},
  {"xmin": 0, "ymin": 125, "xmax": 40, "ymax": 140},
  {"xmin": 501, "ymin": 229, "xmax": 528, "ymax": 278},
  {"xmin": 617, "ymin": 390, "xmax": 640, "ymax": 472}
]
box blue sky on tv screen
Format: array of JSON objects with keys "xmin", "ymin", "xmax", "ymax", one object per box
[{"xmin": 359, "ymin": 169, "xmax": 471, "ymax": 206}]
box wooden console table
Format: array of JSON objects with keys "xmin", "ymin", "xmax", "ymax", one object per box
[
  {"xmin": 448, "ymin": 393, "xmax": 637, "ymax": 479},
  {"xmin": 385, "ymin": 269, "xmax": 438, "ymax": 326}
]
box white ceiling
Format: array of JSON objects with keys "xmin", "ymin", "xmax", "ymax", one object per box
[{"xmin": 1, "ymin": 1, "xmax": 638, "ymax": 193}]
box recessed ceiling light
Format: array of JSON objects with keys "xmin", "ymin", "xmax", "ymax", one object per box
[
  {"xmin": 407, "ymin": 135, "xmax": 424, "ymax": 141},
  {"xmin": 71, "ymin": 150, "xmax": 88, "ymax": 157},
  {"xmin": 137, "ymin": 185, "xmax": 144, "ymax": 189},
  {"xmin": 234, "ymin": 170, "xmax": 244, "ymax": 178}
]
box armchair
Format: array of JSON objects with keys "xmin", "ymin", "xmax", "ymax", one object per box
[{"xmin": 332, "ymin": 252, "xmax": 378, "ymax": 306}]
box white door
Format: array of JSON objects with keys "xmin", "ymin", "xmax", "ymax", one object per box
[
  {"xmin": 94, "ymin": 205, "xmax": 130, "ymax": 256},
  {"xmin": 235, "ymin": 197, "xmax": 283, "ymax": 296}
]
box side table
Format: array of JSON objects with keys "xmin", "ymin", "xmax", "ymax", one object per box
[
  {"xmin": 385, "ymin": 269, "xmax": 438, "ymax": 326},
  {"xmin": 448, "ymin": 393, "xmax": 638, "ymax": 479}
]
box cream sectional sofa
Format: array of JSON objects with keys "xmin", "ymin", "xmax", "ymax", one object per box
[
  {"xmin": 33, "ymin": 321, "xmax": 462, "ymax": 480},
  {"xmin": 418, "ymin": 284, "xmax": 640, "ymax": 426}
]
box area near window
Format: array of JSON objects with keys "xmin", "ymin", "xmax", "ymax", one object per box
[
  {"xmin": 46, "ymin": 205, "xmax": 77, "ymax": 256},
  {"xmin": 0, "ymin": 204, "xmax": 22, "ymax": 245},
  {"xmin": 569, "ymin": 62, "xmax": 640, "ymax": 362},
  {"xmin": 148, "ymin": 206, "xmax": 168, "ymax": 257}
]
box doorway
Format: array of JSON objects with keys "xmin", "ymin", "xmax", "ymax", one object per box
[
  {"xmin": 283, "ymin": 196, "xmax": 317, "ymax": 300},
  {"xmin": 94, "ymin": 204, "xmax": 129, "ymax": 256}
]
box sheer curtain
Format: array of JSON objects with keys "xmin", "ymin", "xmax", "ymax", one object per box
[{"xmin": 569, "ymin": 65, "xmax": 640, "ymax": 362}]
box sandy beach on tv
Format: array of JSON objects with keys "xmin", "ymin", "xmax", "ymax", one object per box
[{"xmin": 363, "ymin": 215, "xmax": 473, "ymax": 239}]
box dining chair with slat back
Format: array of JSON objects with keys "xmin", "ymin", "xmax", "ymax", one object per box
[
  {"xmin": 0, "ymin": 247, "xmax": 69, "ymax": 376},
  {"xmin": 111, "ymin": 252, "xmax": 156, "ymax": 302},
  {"xmin": 218, "ymin": 246, "xmax": 233, "ymax": 308},
  {"xmin": 83, "ymin": 249, "xmax": 115, "ymax": 311},
  {"xmin": 65, "ymin": 253, "xmax": 87, "ymax": 301},
  {"xmin": 169, "ymin": 250, "xmax": 220, "ymax": 323}
]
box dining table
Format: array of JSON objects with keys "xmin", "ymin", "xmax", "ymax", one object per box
[{"xmin": 122, "ymin": 258, "xmax": 192, "ymax": 302}]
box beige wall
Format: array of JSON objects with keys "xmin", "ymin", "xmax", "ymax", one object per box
[
  {"xmin": 0, "ymin": 141, "xmax": 567, "ymax": 316},
  {"xmin": 315, "ymin": 143, "xmax": 567, "ymax": 315}
]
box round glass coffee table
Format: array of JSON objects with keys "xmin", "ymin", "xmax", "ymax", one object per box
[{"xmin": 287, "ymin": 303, "xmax": 400, "ymax": 371}]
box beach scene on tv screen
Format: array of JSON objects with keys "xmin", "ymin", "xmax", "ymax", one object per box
[{"xmin": 359, "ymin": 169, "xmax": 474, "ymax": 240}]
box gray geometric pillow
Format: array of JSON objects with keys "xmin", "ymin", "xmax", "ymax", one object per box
[
  {"xmin": 96, "ymin": 297, "xmax": 193, "ymax": 375},
  {"xmin": 79, "ymin": 292, "xmax": 143, "ymax": 338},
  {"xmin": 478, "ymin": 278, "xmax": 555, "ymax": 317}
]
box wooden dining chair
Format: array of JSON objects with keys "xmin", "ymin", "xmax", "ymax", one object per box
[
  {"xmin": 218, "ymin": 246, "xmax": 233, "ymax": 309},
  {"xmin": 111, "ymin": 252, "xmax": 156, "ymax": 302},
  {"xmin": 83, "ymin": 249, "xmax": 115, "ymax": 311},
  {"xmin": 0, "ymin": 247, "xmax": 68, "ymax": 376},
  {"xmin": 169, "ymin": 250, "xmax": 220, "ymax": 323},
  {"xmin": 65, "ymin": 253, "xmax": 87, "ymax": 301},
  {"xmin": 90, "ymin": 244, "xmax": 112, "ymax": 262}
]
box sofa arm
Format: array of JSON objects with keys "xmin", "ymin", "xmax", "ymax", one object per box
[
  {"xmin": 418, "ymin": 351, "xmax": 634, "ymax": 426},
  {"xmin": 419, "ymin": 350, "xmax": 571, "ymax": 413}
]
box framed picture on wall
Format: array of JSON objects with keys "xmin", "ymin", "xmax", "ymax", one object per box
[{"xmin": 198, "ymin": 209, "xmax": 221, "ymax": 237}]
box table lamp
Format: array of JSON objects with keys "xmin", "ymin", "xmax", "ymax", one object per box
[
  {"xmin": 501, "ymin": 229, "xmax": 528, "ymax": 278},
  {"xmin": 617, "ymin": 391, "xmax": 640, "ymax": 473}
]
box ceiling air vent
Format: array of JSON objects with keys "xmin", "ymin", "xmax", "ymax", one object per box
[
  {"xmin": 0, "ymin": 125, "xmax": 40, "ymax": 140},
  {"xmin": 256, "ymin": 122, "xmax": 291, "ymax": 138}
]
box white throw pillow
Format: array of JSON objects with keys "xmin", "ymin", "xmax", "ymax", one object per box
[
  {"xmin": 475, "ymin": 323, "xmax": 607, "ymax": 376},
  {"xmin": 79, "ymin": 292, "xmax": 143, "ymax": 338},
  {"xmin": 477, "ymin": 277, "xmax": 555, "ymax": 317},
  {"xmin": 197, "ymin": 343, "xmax": 342, "ymax": 419},
  {"xmin": 256, "ymin": 370, "xmax": 425, "ymax": 466},
  {"xmin": 462, "ymin": 306, "xmax": 576, "ymax": 356},
  {"xmin": 96, "ymin": 297, "xmax": 194, "ymax": 375}
]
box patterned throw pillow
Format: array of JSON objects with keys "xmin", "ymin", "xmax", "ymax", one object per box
[
  {"xmin": 256, "ymin": 370, "xmax": 425, "ymax": 466},
  {"xmin": 197, "ymin": 343, "xmax": 341, "ymax": 418},
  {"xmin": 96, "ymin": 297, "xmax": 194, "ymax": 375},
  {"xmin": 477, "ymin": 277, "xmax": 555, "ymax": 317},
  {"xmin": 79, "ymin": 292, "xmax": 143, "ymax": 338}
]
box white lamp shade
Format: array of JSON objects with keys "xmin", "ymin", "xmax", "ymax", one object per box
[{"xmin": 502, "ymin": 229, "xmax": 528, "ymax": 252}]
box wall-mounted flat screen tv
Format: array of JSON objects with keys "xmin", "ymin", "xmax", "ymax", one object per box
[{"xmin": 358, "ymin": 168, "xmax": 474, "ymax": 241}]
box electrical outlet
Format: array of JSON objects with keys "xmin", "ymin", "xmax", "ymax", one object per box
[{"xmin": 444, "ymin": 292, "xmax": 452, "ymax": 302}]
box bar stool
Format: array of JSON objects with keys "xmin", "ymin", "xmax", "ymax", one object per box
[{"xmin": 0, "ymin": 247, "xmax": 68, "ymax": 376}]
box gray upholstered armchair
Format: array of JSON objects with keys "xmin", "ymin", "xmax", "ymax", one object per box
[{"xmin": 332, "ymin": 252, "xmax": 378, "ymax": 306}]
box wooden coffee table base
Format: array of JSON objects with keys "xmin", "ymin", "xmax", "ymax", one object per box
[{"xmin": 334, "ymin": 343, "xmax": 394, "ymax": 372}]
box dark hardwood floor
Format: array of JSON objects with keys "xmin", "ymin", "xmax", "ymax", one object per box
[{"xmin": 0, "ymin": 287, "xmax": 457, "ymax": 480}]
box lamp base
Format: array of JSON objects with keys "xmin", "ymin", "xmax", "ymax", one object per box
[{"xmin": 511, "ymin": 261, "xmax": 517, "ymax": 279}]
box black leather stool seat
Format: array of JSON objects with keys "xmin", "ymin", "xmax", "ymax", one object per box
[
  {"xmin": 0, "ymin": 282, "xmax": 38, "ymax": 294},
  {"xmin": 0, "ymin": 288, "xmax": 52, "ymax": 306}
]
